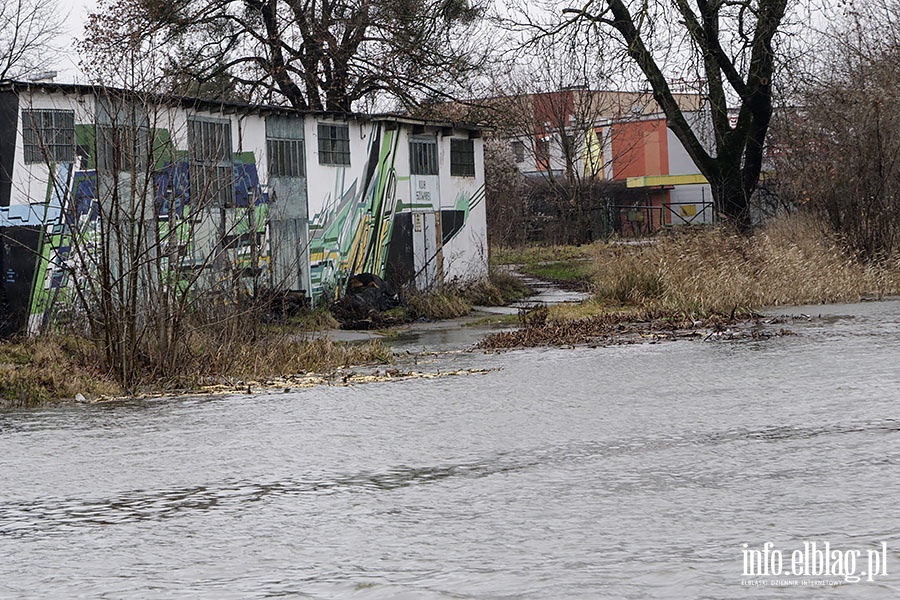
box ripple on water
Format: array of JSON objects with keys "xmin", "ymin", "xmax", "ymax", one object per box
[{"xmin": 2, "ymin": 300, "xmax": 900, "ymax": 598}]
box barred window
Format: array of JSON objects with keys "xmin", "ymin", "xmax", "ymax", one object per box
[
  {"xmin": 96, "ymin": 97, "xmax": 150, "ymax": 173},
  {"xmin": 410, "ymin": 138, "xmax": 439, "ymax": 175},
  {"xmin": 268, "ymin": 138, "xmax": 305, "ymax": 177},
  {"xmin": 23, "ymin": 109, "xmax": 75, "ymax": 164},
  {"xmin": 450, "ymin": 139, "xmax": 475, "ymax": 177},
  {"xmin": 188, "ymin": 117, "xmax": 234, "ymax": 208},
  {"xmin": 317, "ymin": 123, "xmax": 350, "ymax": 165}
]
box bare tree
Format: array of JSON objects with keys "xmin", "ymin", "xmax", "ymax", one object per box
[
  {"xmin": 0, "ymin": 0, "xmax": 65, "ymax": 79},
  {"xmin": 483, "ymin": 137, "xmax": 528, "ymax": 247},
  {"xmin": 549, "ymin": 0, "xmax": 792, "ymax": 230},
  {"xmin": 774, "ymin": 0, "xmax": 900, "ymax": 259},
  {"xmin": 83, "ymin": 0, "xmax": 490, "ymax": 111}
]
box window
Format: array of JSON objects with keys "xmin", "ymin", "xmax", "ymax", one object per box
[
  {"xmin": 511, "ymin": 140, "xmax": 525, "ymax": 163},
  {"xmin": 410, "ymin": 137, "xmax": 439, "ymax": 175},
  {"xmin": 450, "ymin": 139, "xmax": 475, "ymax": 177},
  {"xmin": 96, "ymin": 96, "xmax": 149, "ymax": 173},
  {"xmin": 317, "ymin": 123, "xmax": 350, "ymax": 165},
  {"xmin": 22, "ymin": 109, "xmax": 75, "ymax": 164},
  {"xmin": 536, "ymin": 137, "xmax": 551, "ymax": 169},
  {"xmin": 188, "ymin": 117, "xmax": 234, "ymax": 208},
  {"xmin": 268, "ymin": 138, "xmax": 305, "ymax": 177},
  {"xmin": 189, "ymin": 118, "xmax": 232, "ymax": 163}
]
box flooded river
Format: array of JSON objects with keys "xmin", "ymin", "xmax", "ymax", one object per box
[{"xmin": 2, "ymin": 300, "xmax": 899, "ymax": 598}]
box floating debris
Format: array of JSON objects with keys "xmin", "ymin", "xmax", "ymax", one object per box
[
  {"xmin": 477, "ymin": 312, "xmax": 798, "ymax": 350},
  {"xmin": 86, "ymin": 367, "xmax": 498, "ymax": 403}
]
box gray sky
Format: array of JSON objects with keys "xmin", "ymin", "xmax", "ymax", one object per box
[{"xmin": 55, "ymin": 0, "xmax": 95, "ymax": 82}]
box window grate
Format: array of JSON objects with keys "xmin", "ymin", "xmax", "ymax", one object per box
[
  {"xmin": 23, "ymin": 109, "xmax": 75, "ymax": 164},
  {"xmin": 410, "ymin": 138, "xmax": 439, "ymax": 175},
  {"xmin": 268, "ymin": 138, "xmax": 305, "ymax": 178}
]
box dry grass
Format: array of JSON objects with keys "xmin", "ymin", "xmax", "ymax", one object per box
[
  {"xmin": 403, "ymin": 287, "xmax": 473, "ymax": 320},
  {"xmin": 285, "ymin": 307, "xmax": 341, "ymax": 331},
  {"xmin": 190, "ymin": 336, "xmax": 393, "ymax": 382},
  {"xmin": 492, "ymin": 243, "xmax": 598, "ymax": 267},
  {"xmin": 391, "ymin": 271, "xmax": 533, "ymax": 323},
  {"xmin": 0, "ymin": 332, "xmax": 393, "ymax": 407},
  {"xmin": 462, "ymin": 270, "xmax": 533, "ymax": 305},
  {"xmin": 0, "ymin": 336, "xmax": 122, "ymax": 407},
  {"xmin": 591, "ymin": 215, "xmax": 900, "ymax": 314}
]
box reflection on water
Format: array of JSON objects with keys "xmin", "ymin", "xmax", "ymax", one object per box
[{"xmin": 2, "ymin": 300, "xmax": 900, "ymax": 598}]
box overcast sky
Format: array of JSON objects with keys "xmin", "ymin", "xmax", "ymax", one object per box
[
  {"xmin": 55, "ymin": 0, "xmax": 96, "ymax": 82},
  {"xmin": 50, "ymin": 0, "xmax": 837, "ymax": 86}
]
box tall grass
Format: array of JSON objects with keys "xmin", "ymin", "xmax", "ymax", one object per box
[
  {"xmin": 591, "ymin": 215, "xmax": 900, "ymax": 314},
  {"xmin": 0, "ymin": 332, "xmax": 393, "ymax": 407},
  {"xmin": 0, "ymin": 336, "xmax": 121, "ymax": 406}
]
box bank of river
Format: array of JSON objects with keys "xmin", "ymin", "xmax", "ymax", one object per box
[{"xmin": 1, "ymin": 299, "xmax": 899, "ymax": 598}]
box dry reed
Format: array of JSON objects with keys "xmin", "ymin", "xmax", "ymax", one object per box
[{"xmin": 592, "ymin": 215, "xmax": 900, "ymax": 314}]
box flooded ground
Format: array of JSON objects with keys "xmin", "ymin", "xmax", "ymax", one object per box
[
  {"xmin": 327, "ymin": 272, "xmax": 592, "ymax": 353},
  {"xmin": 1, "ymin": 299, "xmax": 899, "ymax": 598}
]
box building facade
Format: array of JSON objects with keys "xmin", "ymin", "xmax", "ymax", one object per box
[
  {"xmin": 0, "ymin": 82, "xmax": 487, "ymax": 335},
  {"xmin": 502, "ymin": 89, "xmax": 715, "ymax": 236}
]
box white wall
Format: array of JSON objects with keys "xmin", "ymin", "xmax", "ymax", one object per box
[{"xmin": 439, "ymin": 131, "xmax": 488, "ymax": 281}]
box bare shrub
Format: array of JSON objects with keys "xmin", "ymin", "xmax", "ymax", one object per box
[{"xmin": 774, "ymin": 3, "xmax": 900, "ymax": 259}]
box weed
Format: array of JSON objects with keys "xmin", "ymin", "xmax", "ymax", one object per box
[{"xmin": 590, "ymin": 215, "xmax": 900, "ymax": 313}]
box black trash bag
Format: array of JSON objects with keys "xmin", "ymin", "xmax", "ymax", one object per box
[{"xmin": 333, "ymin": 273, "xmax": 401, "ymax": 327}]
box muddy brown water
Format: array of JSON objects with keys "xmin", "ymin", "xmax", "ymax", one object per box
[{"xmin": 1, "ymin": 300, "xmax": 899, "ymax": 598}]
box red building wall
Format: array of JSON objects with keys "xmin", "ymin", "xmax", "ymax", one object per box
[{"xmin": 611, "ymin": 118, "xmax": 672, "ymax": 232}]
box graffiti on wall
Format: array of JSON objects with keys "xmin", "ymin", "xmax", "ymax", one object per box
[
  {"xmin": 0, "ymin": 108, "xmax": 486, "ymax": 335},
  {"xmin": 307, "ymin": 122, "xmax": 486, "ymax": 300},
  {"xmin": 0, "ymin": 121, "xmax": 270, "ymax": 335}
]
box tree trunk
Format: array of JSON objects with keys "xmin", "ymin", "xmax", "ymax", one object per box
[{"xmin": 711, "ymin": 168, "xmax": 753, "ymax": 232}]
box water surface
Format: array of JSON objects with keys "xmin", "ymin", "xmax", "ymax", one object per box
[{"xmin": 2, "ymin": 300, "xmax": 899, "ymax": 598}]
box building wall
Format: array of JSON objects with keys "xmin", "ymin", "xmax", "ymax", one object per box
[
  {"xmin": 665, "ymin": 127, "xmax": 714, "ymax": 225},
  {"xmin": 611, "ymin": 118, "xmax": 670, "ymax": 180},
  {"xmin": 437, "ymin": 131, "xmax": 487, "ymax": 282},
  {"xmin": 0, "ymin": 86, "xmax": 488, "ymax": 334},
  {"xmin": 304, "ymin": 116, "xmax": 487, "ymax": 299},
  {"xmin": 507, "ymin": 109, "xmax": 715, "ymax": 233}
]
